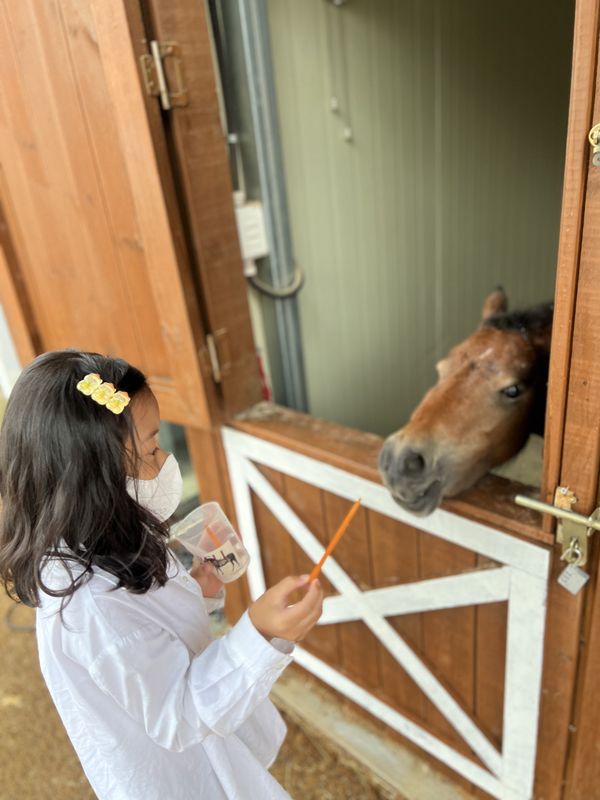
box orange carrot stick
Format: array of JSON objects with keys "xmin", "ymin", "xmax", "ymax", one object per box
[
  {"xmin": 309, "ymin": 499, "xmax": 362, "ymax": 582},
  {"xmin": 206, "ymin": 526, "xmax": 221, "ymax": 549}
]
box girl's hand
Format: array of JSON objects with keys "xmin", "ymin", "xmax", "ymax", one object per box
[
  {"xmin": 189, "ymin": 558, "xmax": 224, "ymax": 598},
  {"xmin": 249, "ymin": 575, "xmax": 324, "ymax": 642}
]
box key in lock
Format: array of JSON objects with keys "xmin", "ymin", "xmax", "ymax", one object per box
[{"xmin": 560, "ymin": 536, "xmax": 583, "ymax": 567}]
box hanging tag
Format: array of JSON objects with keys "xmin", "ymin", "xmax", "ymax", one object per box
[{"xmin": 557, "ymin": 564, "xmax": 590, "ymax": 595}]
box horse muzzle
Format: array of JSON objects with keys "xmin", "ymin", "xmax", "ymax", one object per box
[{"xmin": 378, "ymin": 436, "xmax": 445, "ymax": 516}]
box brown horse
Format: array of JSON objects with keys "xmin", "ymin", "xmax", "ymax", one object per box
[{"xmin": 379, "ymin": 289, "xmax": 553, "ymax": 516}]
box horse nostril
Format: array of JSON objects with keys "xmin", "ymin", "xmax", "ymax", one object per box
[
  {"xmin": 378, "ymin": 439, "xmax": 395, "ymax": 474},
  {"xmin": 403, "ymin": 450, "xmax": 426, "ymax": 475}
]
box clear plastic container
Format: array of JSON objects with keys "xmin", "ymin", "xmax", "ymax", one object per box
[{"xmin": 170, "ymin": 502, "xmax": 250, "ymax": 583}]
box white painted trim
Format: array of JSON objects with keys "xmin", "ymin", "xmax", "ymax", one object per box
[
  {"xmin": 294, "ymin": 646, "xmax": 504, "ymax": 800},
  {"xmin": 501, "ymin": 570, "xmax": 548, "ymax": 799},
  {"xmin": 319, "ymin": 567, "xmax": 511, "ymax": 625},
  {"xmin": 222, "ymin": 428, "xmax": 550, "ymax": 579},
  {"xmin": 222, "ymin": 446, "xmax": 267, "ymax": 597},
  {"xmin": 244, "ymin": 458, "xmax": 503, "ymax": 777},
  {"xmin": 222, "ymin": 427, "xmax": 551, "ymax": 800}
]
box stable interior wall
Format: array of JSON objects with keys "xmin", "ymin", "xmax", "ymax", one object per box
[{"xmin": 266, "ymin": 0, "xmax": 574, "ymax": 436}]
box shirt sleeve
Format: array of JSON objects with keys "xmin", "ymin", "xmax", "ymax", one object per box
[{"xmin": 87, "ymin": 610, "xmax": 293, "ymax": 753}]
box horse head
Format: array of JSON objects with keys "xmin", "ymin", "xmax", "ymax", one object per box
[{"xmin": 379, "ymin": 289, "xmax": 552, "ymax": 516}]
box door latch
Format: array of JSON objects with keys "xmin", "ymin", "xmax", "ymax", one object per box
[
  {"xmin": 588, "ymin": 123, "xmax": 600, "ymax": 167},
  {"xmin": 140, "ymin": 41, "xmax": 188, "ymax": 111},
  {"xmin": 515, "ymin": 493, "xmax": 600, "ymax": 567}
]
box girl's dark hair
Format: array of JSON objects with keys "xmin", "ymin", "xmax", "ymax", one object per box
[{"xmin": 0, "ymin": 350, "xmax": 170, "ymax": 608}]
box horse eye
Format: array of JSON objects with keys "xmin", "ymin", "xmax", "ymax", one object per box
[{"xmin": 500, "ymin": 384, "xmax": 523, "ymax": 399}]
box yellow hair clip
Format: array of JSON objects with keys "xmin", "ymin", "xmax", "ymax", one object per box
[
  {"xmin": 76, "ymin": 374, "xmax": 131, "ymax": 415},
  {"xmin": 106, "ymin": 391, "xmax": 130, "ymax": 415},
  {"xmin": 91, "ymin": 382, "xmax": 116, "ymax": 405},
  {"xmin": 76, "ymin": 373, "xmax": 102, "ymax": 395}
]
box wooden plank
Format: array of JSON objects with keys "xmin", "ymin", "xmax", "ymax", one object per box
[
  {"xmin": 282, "ymin": 474, "xmax": 341, "ymax": 664},
  {"xmin": 252, "ymin": 466, "xmax": 296, "ymax": 588},
  {"xmin": 474, "ymin": 559, "xmax": 506, "ymax": 751},
  {"xmin": 557, "ymin": 3, "xmax": 600, "ymax": 790},
  {"xmin": 321, "ymin": 568, "xmax": 509, "ymax": 624},
  {"xmin": 420, "ymin": 537, "xmax": 478, "ymax": 766},
  {"xmin": 91, "ymin": 0, "xmax": 212, "ymax": 425},
  {"xmin": 542, "ymin": 0, "xmax": 600, "ymax": 507},
  {"xmin": 564, "ymin": 549, "xmax": 600, "ymax": 799},
  {"xmin": 535, "ymin": 3, "xmax": 600, "ymax": 797},
  {"xmin": 369, "ymin": 512, "xmax": 427, "ymax": 722},
  {"xmin": 0, "ymin": 0, "xmax": 215, "ymax": 426},
  {"xmin": 0, "ymin": 0, "xmax": 137, "ymax": 355},
  {"xmin": 144, "ymin": 0, "xmax": 262, "ymax": 416},
  {"xmin": 534, "ymin": 559, "xmax": 584, "ymax": 800},
  {"xmin": 323, "ymin": 493, "xmax": 381, "ymax": 691},
  {"xmin": 233, "ymin": 406, "xmax": 553, "ymax": 545},
  {"xmin": 59, "ymin": 0, "xmax": 172, "ymax": 380}
]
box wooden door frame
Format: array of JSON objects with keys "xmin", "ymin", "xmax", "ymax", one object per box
[
  {"xmin": 533, "ymin": 0, "xmax": 600, "ymax": 797},
  {"xmin": 544, "ymin": 0, "xmax": 600, "ymax": 796}
]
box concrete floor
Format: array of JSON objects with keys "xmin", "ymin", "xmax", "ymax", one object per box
[{"xmin": 0, "ymin": 590, "xmax": 390, "ymax": 800}]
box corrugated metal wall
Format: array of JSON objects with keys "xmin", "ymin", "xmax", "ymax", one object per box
[{"xmin": 266, "ymin": 0, "xmax": 574, "ymax": 436}]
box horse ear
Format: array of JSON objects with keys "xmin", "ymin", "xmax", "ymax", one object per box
[{"xmin": 480, "ymin": 287, "xmax": 508, "ymax": 322}]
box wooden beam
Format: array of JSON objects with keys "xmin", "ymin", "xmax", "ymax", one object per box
[
  {"xmin": 535, "ymin": 2, "xmax": 600, "ymax": 798},
  {"xmin": 542, "ymin": 0, "xmax": 600, "ymax": 507},
  {"xmin": 143, "ymin": 0, "xmax": 263, "ymax": 416},
  {"xmin": 233, "ymin": 404, "xmax": 553, "ymax": 544}
]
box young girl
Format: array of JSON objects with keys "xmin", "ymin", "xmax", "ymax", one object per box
[{"xmin": 0, "ymin": 350, "xmax": 323, "ymax": 800}]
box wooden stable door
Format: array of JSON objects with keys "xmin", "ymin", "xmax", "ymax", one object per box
[
  {"xmin": 2, "ymin": 0, "xmax": 600, "ymax": 799},
  {"xmin": 0, "ymin": 0, "xmax": 260, "ymax": 427}
]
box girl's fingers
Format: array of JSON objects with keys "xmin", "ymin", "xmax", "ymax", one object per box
[
  {"xmin": 270, "ymin": 574, "xmax": 310, "ymax": 606},
  {"xmin": 285, "ymin": 580, "xmax": 323, "ymax": 623}
]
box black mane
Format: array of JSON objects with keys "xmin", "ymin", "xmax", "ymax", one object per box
[{"xmin": 484, "ymin": 301, "xmax": 553, "ymax": 335}]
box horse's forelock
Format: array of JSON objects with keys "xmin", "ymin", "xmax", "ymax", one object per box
[{"xmin": 483, "ymin": 301, "xmax": 553, "ymax": 336}]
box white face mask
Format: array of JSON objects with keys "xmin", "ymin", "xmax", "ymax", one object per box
[{"xmin": 126, "ymin": 453, "xmax": 183, "ymax": 522}]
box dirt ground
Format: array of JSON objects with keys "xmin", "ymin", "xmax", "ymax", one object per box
[{"xmin": 0, "ymin": 590, "xmax": 392, "ymax": 800}]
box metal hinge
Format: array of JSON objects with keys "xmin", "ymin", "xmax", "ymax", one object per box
[
  {"xmin": 515, "ymin": 491, "xmax": 600, "ymax": 567},
  {"xmin": 140, "ymin": 41, "xmax": 188, "ymax": 111},
  {"xmin": 200, "ymin": 330, "xmax": 232, "ymax": 384}
]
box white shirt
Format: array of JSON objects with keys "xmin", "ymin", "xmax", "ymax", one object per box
[{"xmin": 36, "ymin": 551, "xmax": 293, "ymax": 800}]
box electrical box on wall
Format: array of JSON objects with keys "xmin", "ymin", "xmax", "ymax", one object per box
[{"xmin": 233, "ymin": 191, "xmax": 270, "ymax": 276}]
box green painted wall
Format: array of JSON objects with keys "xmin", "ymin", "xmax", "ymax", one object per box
[{"xmin": 266, "ymin": 0, "xmax": 574, "ymax": 435}]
